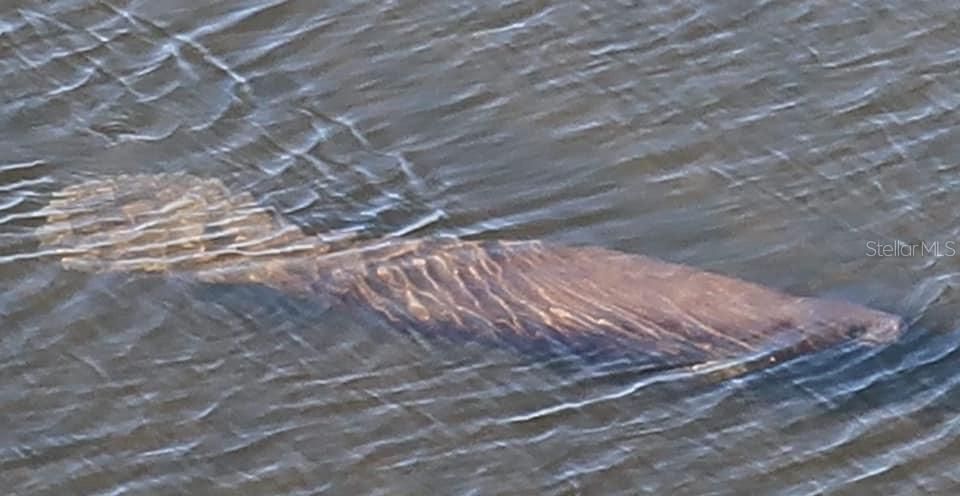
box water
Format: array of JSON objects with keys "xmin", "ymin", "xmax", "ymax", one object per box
[{"xmin": 1, "ymin": 0, "xmax": 959, "ymax": 494}]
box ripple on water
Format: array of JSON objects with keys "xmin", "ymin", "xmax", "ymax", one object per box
[{"xmin": 2, "ymin": 0, "xmax": 960, "ymax": 494}]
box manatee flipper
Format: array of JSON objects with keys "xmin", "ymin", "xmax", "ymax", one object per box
[{"xmin": 37, "ymin": 174, "xmax": 326, "ymax": 278}]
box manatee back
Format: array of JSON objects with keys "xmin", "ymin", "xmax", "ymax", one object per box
[{"xmin": 311, "ymin": 238, "xmax": 905, "ymax": 371}]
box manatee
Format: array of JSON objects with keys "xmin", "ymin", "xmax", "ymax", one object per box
[{"xmin": 37, "ymin": 174, "xmax": 905, "ymax": 375}]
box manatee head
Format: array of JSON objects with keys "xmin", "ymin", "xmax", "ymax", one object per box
[{"xmin": 792, "ymin": 297, "xmax": 906, "ymax": 348}]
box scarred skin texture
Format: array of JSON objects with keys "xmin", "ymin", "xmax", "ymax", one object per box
[{"xmin": 37, "ymin": 174, "xmax": 906, "ymax": 374}]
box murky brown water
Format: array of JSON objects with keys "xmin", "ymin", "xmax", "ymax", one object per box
[{"xmin": 2, "ymin": 0, "xmax": 960, "ymax": 494}]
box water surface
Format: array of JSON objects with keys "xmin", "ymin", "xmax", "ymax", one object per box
[{"xmin": 2, "ymin": 0, "xmax": 960, "ymax": 494}]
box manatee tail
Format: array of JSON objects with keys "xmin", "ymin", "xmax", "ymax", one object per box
[{"xmin": 37, "ymin": 174, "xmax": 324, "ymax": 276}]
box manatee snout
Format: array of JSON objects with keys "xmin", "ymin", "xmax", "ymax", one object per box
[
  {"xmin": 796, "ymin": 297, "xmax": 906, "ymax": 347},
  {"xmin": 853, "ymin": 313, "xmax": 906, "ymax": 346}
]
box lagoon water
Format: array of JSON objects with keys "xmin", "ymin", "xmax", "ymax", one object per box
[{"xmin": 2, "ymin": 1, "xmax": 960, "ymax": 494}]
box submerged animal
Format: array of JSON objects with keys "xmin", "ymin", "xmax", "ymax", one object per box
[{"xmin": 37, "ymin": 174, "xmax": 905, "ymax": 375}]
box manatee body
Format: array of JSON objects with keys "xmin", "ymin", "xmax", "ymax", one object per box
[{"xmin": 37, "ymin": 174, "xmax": 905, "ymax": 374}]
